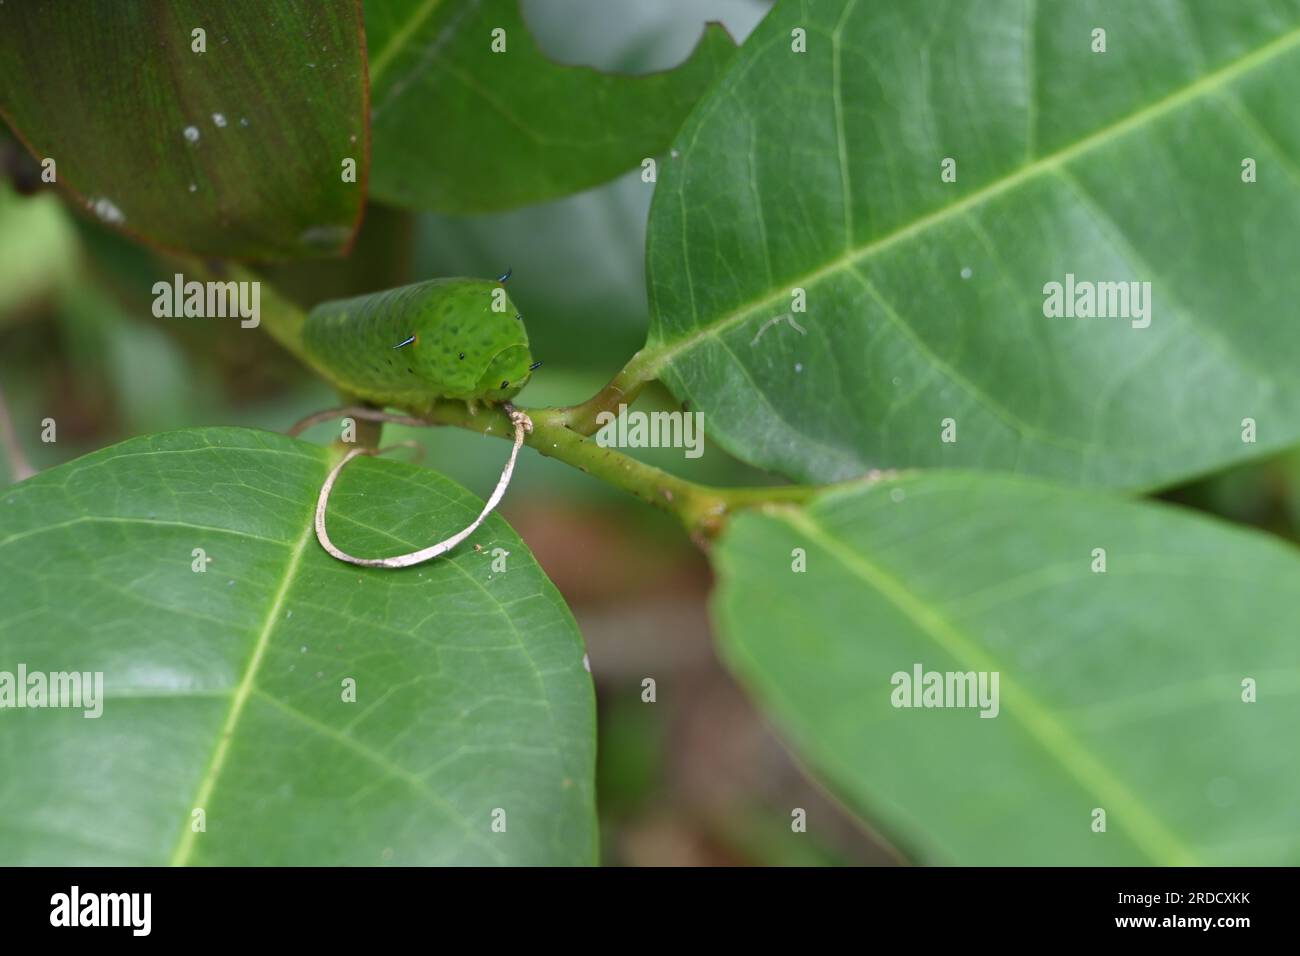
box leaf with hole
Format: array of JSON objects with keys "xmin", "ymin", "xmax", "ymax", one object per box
[{"xmin": 366, "ymin": 0, "xmax": 737, "ymax": 213}]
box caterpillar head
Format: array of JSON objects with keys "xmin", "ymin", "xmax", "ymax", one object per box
[
  {"xmin": 404, "ymin": 277, "xmax": 534, "ymax": 403},
  {"xmin": 475, "ymin": 341, "xmax": 533, "ymax": 403}
]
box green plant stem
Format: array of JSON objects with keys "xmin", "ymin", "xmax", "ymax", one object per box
[
  {"xmin": 419, "ymin": 399, "xmax": 846, "ymax": 540},
  {"xmin": 544, "ymin": 346, "xmax": 659, "ymax": 435},
  {"xmin": 234, "ymin": 268, "xmax": 853, "ymax": 538}
]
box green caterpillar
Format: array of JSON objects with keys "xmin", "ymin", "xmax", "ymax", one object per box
[
  {"xmin": 301, "ymin": 275, "xmax": 535, "ymax": 410},
  {"xmin": 240, "ymin": 270, "xmax": 540, "ymax": 568}
]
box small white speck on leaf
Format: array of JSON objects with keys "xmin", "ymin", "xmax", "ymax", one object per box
[{"xmin": 89, "ymin": 197, "xmax": 125, "ymax": 223}]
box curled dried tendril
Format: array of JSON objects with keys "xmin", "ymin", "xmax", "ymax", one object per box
[{"xmin": 299, "ymin": 406, "xmax": 533, "ymax": 569}]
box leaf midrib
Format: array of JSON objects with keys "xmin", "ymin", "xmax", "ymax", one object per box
[
  {"xmin": 769, "ymin": 505, "xmax": 1200, "ymax": 866},
  {"xmin": 368, "ymin": 0, "xmax": 450, "ymax": 85},
  {"xmin": 167, "ymin": 513, "xmax": 315, "ymax": 867},
  {"xmin": 645, "ymin": 20, "xmax": 1300, "ymax": 376}
]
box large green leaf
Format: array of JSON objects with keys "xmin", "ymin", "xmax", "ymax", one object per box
[
  {"xmin": 0, "ymin": 427, "xmax": 595, "ymax": 864},
  {"xmin": 366, "ymin": 0, "xmax": 736, "ymax": 212},
  {"xmin": 646, "ymin": 0, "xmax": 1300, "ymax": 488},
  {"xmin": 0, "ymin": 1, "xmax": 367, "ymax": 259},
  {"xmin": 713, "ymin": 473, "xmax": 1300, "ymax": 864}
]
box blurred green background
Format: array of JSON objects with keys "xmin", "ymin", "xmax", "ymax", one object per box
[{"xmin": 4, "ymin": 0, "xmax": 1299, "ymax": 865}]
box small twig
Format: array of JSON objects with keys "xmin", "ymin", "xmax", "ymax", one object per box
[
  {"xmin": 253, "ymin": 284, "xmax": 850, "ymax": 544},
  {"xmin": 416, "ymin": 398, "xmax": 862, "ymax": 541},
  {"xmin": 288, "ymin": 398, "xmax": 855, "ymax": 545},
  {"xmin": 543, "ymin": 348, "xmax": 659, "ymax": 436}
]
